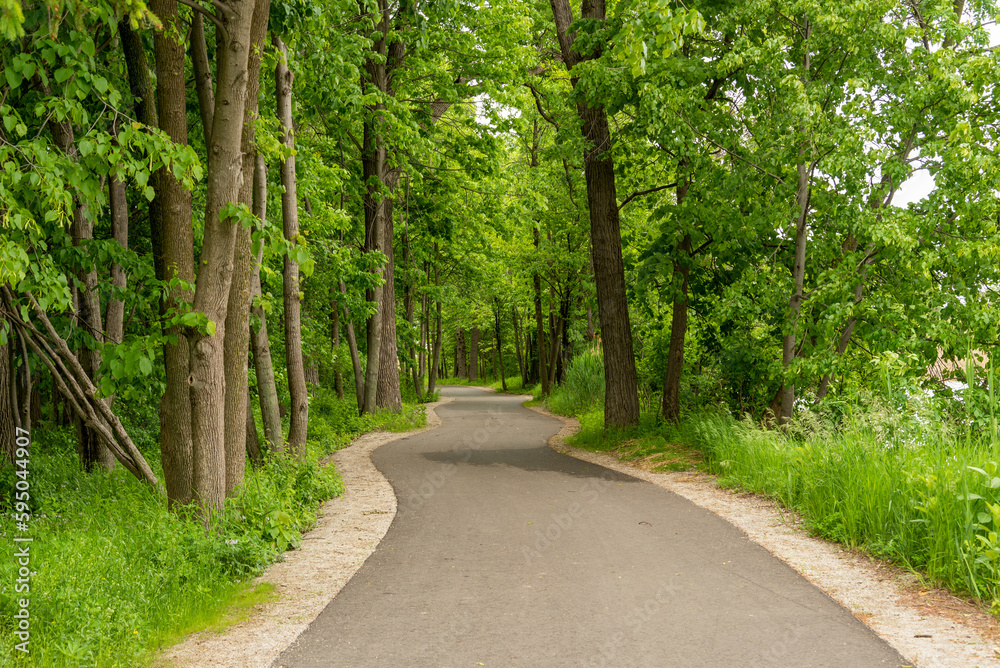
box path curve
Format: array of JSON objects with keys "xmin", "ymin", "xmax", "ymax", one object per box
[
  {"xmin": 155, "ymin": 396, "xmax": 453, "ymax": 668},
  {"xmin": 274, "ymin": 386, "xmax": 906, "ymax": 667}
]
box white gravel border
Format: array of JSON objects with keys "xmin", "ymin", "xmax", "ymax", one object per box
[
  {"xmin": 526, "ymin": 403, "xmax": 1000, "ymax": 668},
  {"xmin": 153, "ymin": 397, "xmax": 453, "ymax": 668}
]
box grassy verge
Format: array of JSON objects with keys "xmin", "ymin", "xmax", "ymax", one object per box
[{"xmin": 0, "ymin": 386, "xmax": 424, "ymax": 667}]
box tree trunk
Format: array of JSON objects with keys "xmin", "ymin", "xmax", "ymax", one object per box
[
  {"xmin": 72, "ymin": 202, "xmax": 115, "ymax": 471},
  {"xmin": 428, "ymin": 248, "xmax": 443, "ymax": 395},
  {"xmin": 224, "ymin": 2, "xmax": 270, "ymax": 493},
  {"xmin": 549, "ymin": 0, "xmax": 640, "ymax": 427},
  {"xmin": 376, "ymin": 196, "xmax": 403, "ymax": 410},
  {"xmin": 150, "ymin": 0, "xmax": 195, "ymax": 508},
  {"xmin": 246, "ymin": 385, "xmax": 263, "ymax": 467},
  {"xmin": 187, "ymin": 0, "xmax": 260, "ymax": 517},
  {"xmin": 360, "ymin": 116, "xmax": 384, "ymax": 415},
  {"xmin": 249, "ymin": 157, "xmax": 283, "ymax": 453},
  {"xmin": 274, "ymin": 33, "xmax": 309, "ymax": 454},
  {"xmin": 533, "ymin": 228, "xmax": 549, "ymax": 395},
  {"xmin": 495, "ymin": 301, "xmax": 507, "ymax": 391},
  {"xmin": 340, "ymin": 284, "xmax": 365, "ymax": 408},
  {"xmin": 456, "ymin": 329, "xmax": 467, "ymax": 379},
  {"xmin": 512, "ymin": 305, "xmax": 526, "ymax": 387},
  {"xmin": 0, "ymin": 335, "xmax": 13, "ymax": 464},
  {"xmin": 662, "ymin": 172, "xmax": 692, "ymax": 425},
  {"xmin": 106, "ymin": 169, "xmax": 127, "ymax": 349},
  {"xmin": 469, "ymin": 327, "xmax": 480, "ymax": 382}
]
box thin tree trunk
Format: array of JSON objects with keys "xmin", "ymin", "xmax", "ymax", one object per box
[
  {"xmin": 249, "ymin": 157, "xmax": 282, "ymax": 453},
  {"xmin": 533, "ymin": 228, "xmax": 549, "ymax": 395},
  {"xmin": 469, "ymin": 327, "xmax": 480, "ymax": 382},
  {"xmin": 661, "ymin": 166, "xmax": 691, "ymax": 424},
  {"xmin": 360, "ymin": 116, "xmax": 384, "ymax": 415},
  {"xmin": 246, "ymin": 386, "xmax": 263, "ymax": 467},
  {"xmin": 191, "ymin": 12, "xmax": 215, "ymax": 147},
  {"xmin": 340, "ymin": 282, "xmax": 365, "ymax": 408},
  {"xmin": 428, "ymin": 247, "xmax": 443, "ymax": 395},
  {"xmin": 456, "ymin": 329, "xmax": 467, "ymax": 379},
  {"xmin": 106, "ymin": 170, "xmax": 128, "ymax": 348},
  {"xmin": 274, "ymin": 33, "xmax": 309, "ymax": 453},
  {"xmin": 549, "ymin": 0, "xmax": 639, "ymax": 427},
  {"xmin": 512, "ymin": 305, "xmax": 525, "ymax": 386},
  {"xmin": 495, "ymin": 301, "xmax": 507, "ymax": 391},
  {"xmin": 0, "ymin": 335, "xmax": 12, "ymax": 464},
  {"xmin": 150, "ymin": 0, "xmax": 195, "ymax": 507}
]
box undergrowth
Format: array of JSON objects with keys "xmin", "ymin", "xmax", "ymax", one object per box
[{"xmin": 0, "ymin": 385, "xmax": 424, "ymax": 667}]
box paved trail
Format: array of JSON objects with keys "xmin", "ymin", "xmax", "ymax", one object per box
[{"xmin": 275, "ymin": 387, "xmax": 907, "ymax": 667}]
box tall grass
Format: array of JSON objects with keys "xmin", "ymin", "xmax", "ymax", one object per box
[
  {"xmin": 689, "ymin": 407, "xmax": 1000, "ymax": 606},
  {"xmin": 547, "ymin": 347, "xmax": 604, "ymax": 416},
  {"xmin": 0, "ymin": 386, "xmax": 425, "ymax": 667}
]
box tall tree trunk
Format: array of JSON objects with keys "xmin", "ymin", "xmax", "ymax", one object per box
[
  {"xmin": 360, "ymin": 116, "xmax": 384, "ymax": 415},
  {"xmin": 469, "ymin": 327, "xmax": 480, "ymax": 382},
  {"xmin": 495, "ymin": 301, "xmax": 507, "ymax": 391},
  {"xmin": 187, "ymin": 0, "xmax": 261, "ymax": 517},
  {"xmin": 376, "ymin": 196, "xmax": 402, "ymax": 410},
  {"xmin": 340, "ymin": 283, "xmax": 365, "ymax": 408},
  {"xmin": 0, "ymin": 335, "xmax": 12, "ymax": 464},
  {"xmin": 246, "ymin": 385, "xmax": 263, "ymax": 467},
  {"xmin": 512, "ymin": 305, "xmax": 526, "ymax": 387},
  {"xmin": 223, "ymin": 1, "xmax": 270, "ymax": 493},
  {"xmin": 106, "ymin": 169, "xmax": 128, "ymax": 349},
  {"xmin": 428, "ymin": 247, "xmax": 443, "ymax": 395},
  {"xmin": 249, "ymin": 157, "xmax": 283, "ymax": 453},
  {"xmin": 456, "ymin": 329, "xmax": 467, "ymax": 379},
  {"xmin": 418, "ymin": 286, "xmax": 428, "ymax": 389},
  {"xmin": 274, "ymin": 33, "xmax": 309, "ymax": 453},
  {"xmin": 549, "ymin": 0, "xmax": 639, "ymax": 427},
  {"xmin": 533, "ymin": 228, "xmax": 549, "ymax": 395},
  {"xmin": 149, "ymin": 0, "xmax": 195, "ymax": 507}
]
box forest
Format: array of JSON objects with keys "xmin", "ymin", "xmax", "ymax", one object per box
[{"xmin": 2, "ymin": 0, "xmax": 1000, "ymax": 664}]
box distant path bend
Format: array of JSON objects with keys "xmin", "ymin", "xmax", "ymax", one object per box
[{"xmin": 275, "ymin": 386, "xmax": 906, "ymax": 667}]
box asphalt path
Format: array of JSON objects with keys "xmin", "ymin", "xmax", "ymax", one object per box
[{"xmin": 274, "ymin": 386, "xmax": 907, "ymax": 667}]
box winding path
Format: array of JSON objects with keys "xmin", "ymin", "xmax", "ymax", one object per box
[{"xmin": 274, "ymin": 386, "xmax": 906, "ymax": 667}]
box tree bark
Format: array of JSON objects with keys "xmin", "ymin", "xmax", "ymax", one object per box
[
  {"xmin": 249, "ymin": 157, "xmax": 283, "ymax": 453},
  {"xmin": 360, "ymin": 116, "xmax": 384, "ymax": 415},
  {"xmin": 456, "ymin": 329, "xmax": 467, "ymax": 379},
  {"xmin": 246, "ymin": 385, "xmax": 263, "ymax": 467},
  {"xmin": 549, "ymin": 0, "xmax": 639, "ymax": 427},
  {"xmin": 495, "ymin": 300, "xmax": 507, "ymax": 391},
  {"xmin": 512, "ymin": 305, "xmax": 526, "ymax": 386},
  {"xmin": 0, "ymin": 334, "xmax": 13, "ymax": 464},
  {"xmin": 428, "ymin": 246, "xmax": 443, "ymax": 395},
  {"xmin": 106, "ymin": 165, "xmax": 128, "ymax": 349},
  {"xmin": 469, "ymin": 327, "xmax": 480, "ymax": 382},
  {"xmin": 150, "ymin": 0, "xmax": 195, "ymax": 507},
  {"xmin": 187, "ymin": 0, "xmax": 261, "ymax": 517},
  {"xmin": 274, "ymin": 33, "xmax": 309, "ymax": 454},
  {"xmin": 223, "ymin": 0, "xmax": 269, "ymax": 494},
  {"xmin": 376, "ymin": 196, "xmax": 402, "ymax": 410}
]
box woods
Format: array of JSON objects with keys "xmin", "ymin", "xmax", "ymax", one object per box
[{"xmin": 4, "ymin": 0, "xmax": 1000, "ymax": 663}]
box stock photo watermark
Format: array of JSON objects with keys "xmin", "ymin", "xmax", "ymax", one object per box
[{"xmin": 11, "ymin": 425, "xmax": 32, "ymax": 655}]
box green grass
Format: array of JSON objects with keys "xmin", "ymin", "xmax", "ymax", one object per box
[{"xmin": 0, "ymin": 386, "xmax": 425, "ymax": 667}]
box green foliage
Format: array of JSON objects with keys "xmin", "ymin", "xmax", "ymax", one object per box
[
  {"xmin": 0, "ymin": 387, "xmax": 423, "ymax": 666},
  {"xmin": 547, "ymin": 347, "xmax": 605, "ymax": 416}
]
